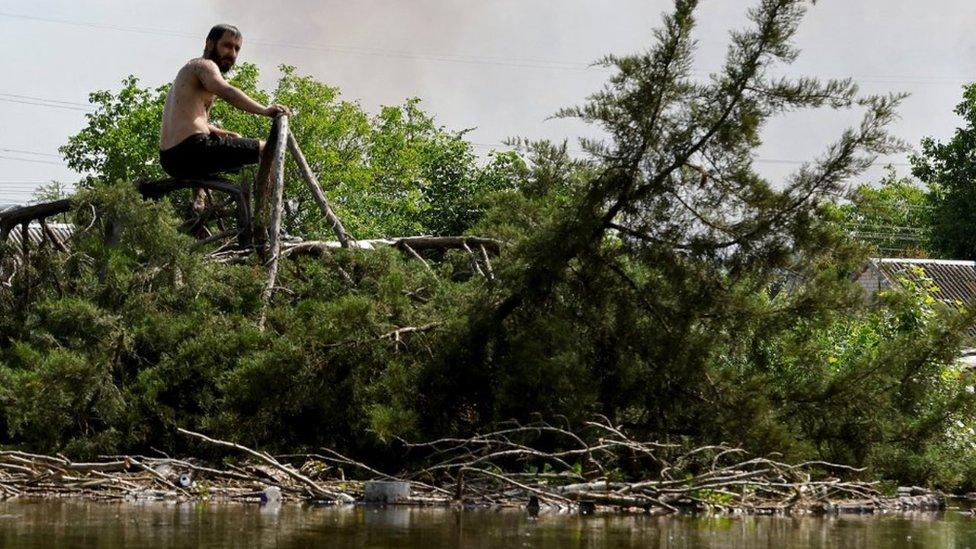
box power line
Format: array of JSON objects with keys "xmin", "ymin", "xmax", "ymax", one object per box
[
  {"xmin": 0, "ymin": 97, "xmax": 94, "ymax": 112},
  {"xmin": 0, "ymin": 139, "xmax": 913, "ymax": 176},
  {"xmin": 472, "ymin": 142, "xmax": 913, "ymax": 168},
  {"xmin": 2, "ymin": 136, "xmax": 918, "ymax": 172},
  {"xmin": 0, "ymin": 148, "xmax": 62, "ymax": 158},
  {"xmin": 0, "ymin": 92, "xmax": 91, "ymax": 108},
  {"xmin": 2, "ymin": 10, "xmax": 974, "ymax": 85},
  {"xmin": 0, "ymin": 183, "xmax": 68, "ymax": 188},
  {"xmin": 0, "ymin": 183, "xmax": 77, "ymax": 189},
  {"xmin": 0, "ymin": 11, "xmax": 594, "ymax": 72},
  {"xmin": 0, "ymin": 155, "xmax": 69, "ymax": 167}
]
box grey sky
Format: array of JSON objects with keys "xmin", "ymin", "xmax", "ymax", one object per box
[{"xmin": 0, "ymin": 0, "xmax": 974, "ymax": 204}]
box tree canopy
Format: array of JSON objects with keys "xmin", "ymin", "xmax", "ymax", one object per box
[
  {"xmin": 913, "ymin": 83, "xmax": 976, "ymax": 260},
  {"xmin": 833, "ymin": 168, "xmax": 931, "ymax": 257},
  {"xmin": 60, "ymin": 64, "xmax": 524, "ymax": 239}
]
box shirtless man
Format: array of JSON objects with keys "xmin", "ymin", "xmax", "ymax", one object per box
[{"xmin": 159, "ymin": 24, "xmax": 288, "ymax": 211}]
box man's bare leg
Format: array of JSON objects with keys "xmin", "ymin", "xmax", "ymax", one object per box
[
  {"xmin": 192, "ymin": 187, "xmax": 207, "ymax": 213},
  {"xmin": 191, "ymin": 140, "xmax": 264, "ymax": 213}
]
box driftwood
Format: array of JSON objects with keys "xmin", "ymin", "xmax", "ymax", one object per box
[
  {"xmin": 0, "ymin": 420, "xmax": 947, "ymax": 515},
  {"xmin": 0, "ymin": 450, "xmax": 357, "ymax": 504},
  {"xmin": 177, "ymin": 427, "xmax": 353, "ymax": 503},
  {"xmin": 391, "ymin": 418, "xmax": 934, "ymax": 515}
]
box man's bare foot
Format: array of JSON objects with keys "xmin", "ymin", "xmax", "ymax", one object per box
[{"xmin": 192, "ymin": 188, "xmax": 207, "ymax": 213}]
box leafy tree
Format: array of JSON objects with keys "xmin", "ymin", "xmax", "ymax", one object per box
[
  {"xmin": 833, "ymin": 168, "xmax": 931, "ymax": 257},
  {"xmin": 419, "ymin": 0, "xmax": 973, "ymax": 475},
  {"xmin": 913, "ymin": 83, "xmax": 976, "ymax": 259},
  {"xmin": 60, "ymin": 64, "xmax": 520, "ymax": 239},
  {"xmin": 30, "ymin": 181, "xmax": 72, "ymax": 204},
  {"xmin": 60, "ymin": 75, "xmax": 169, "ymax": 186}
]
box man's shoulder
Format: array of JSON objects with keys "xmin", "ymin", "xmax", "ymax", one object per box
[{"xmin": 183, "ymin": 58, "xmax": 220, "ymax": 77}]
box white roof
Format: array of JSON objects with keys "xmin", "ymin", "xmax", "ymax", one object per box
[{"xmin": 874, "ymin": 257, "xmax": 976, "ymax": 267}]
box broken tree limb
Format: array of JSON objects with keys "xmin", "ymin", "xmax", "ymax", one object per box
[
  {"xmin": 460, "ymin": 467, "xmax": 572, "ymax": 505},
  {"xmin": 282, "ymin": 236, "xmax": 502, "ymax": 255},
  {"xmin": 177, "ymin": 427, "xmax": 354, "ymax": 503},
  {"xmin": 401, "ymin": 243, "xmax": 434, "ymax": 274},
  {"xmin": 479, "ymin": 244, "xmax": 495, "ymax": 280},
  {"xmin": 266, "ymin": 115, "xmax": 290, "ymax": 263},
  {"xmin": 191, "ymin": 229, "xmax": 240, "ymax": 250},
  {"xmin": 461, "ymin": 241, "xmax": 485, "ymax": 278},
  {"xmin": 126, "ymin": 457, "xmax": 192, "ymax": 497},
  {"xmin": 258, "ymin": 115, "xmax": 290, "ymax": 331},
  {"xmin": 0, "ymin": 199, "xmax": 72, "ymax": 242},
  {"xmin": 40, "ymin": 220, "xmax": 69, "ymax": 253},
  {"xmin": 287, "ymin": 132, "xmax": 352, "ymax": 247},
  {"xmin": 382, "ymin": 323, "xmax": 442, "ymax": 342},
  {"xmin": 323, "ymin": 322, "xmax": 443, "ymax": 350},
  {"xmin": 253, "ymin": 116, "xmax": 288, "ymax": 254}
]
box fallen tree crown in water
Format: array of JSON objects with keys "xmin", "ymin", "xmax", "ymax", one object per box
[{"xmin": 1, "ymin": 0, "xmax": 975, "ymax": 494}]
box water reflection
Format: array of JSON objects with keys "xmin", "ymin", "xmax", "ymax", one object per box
[{"xmin": 1, "ymin": 501, "xmax": 976, "ymax": 548}]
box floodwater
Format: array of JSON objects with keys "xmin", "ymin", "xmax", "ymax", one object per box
[{"xmin": 1, "ymin": 501, "xmax": 976, "ymax": 548}]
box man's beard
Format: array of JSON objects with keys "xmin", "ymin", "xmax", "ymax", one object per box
[{"xmin": 206, "ymin": 48, "xmax": 235, "ymax": 74}]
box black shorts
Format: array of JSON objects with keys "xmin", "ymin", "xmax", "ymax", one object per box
[{"xmin": 159, "ymin": 133, "xmax": 261, "ymax": 179}]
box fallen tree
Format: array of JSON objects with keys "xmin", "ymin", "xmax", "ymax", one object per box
[{"xmin": 2, "ymin": 0, "xmax": 975, "ymax": 497}]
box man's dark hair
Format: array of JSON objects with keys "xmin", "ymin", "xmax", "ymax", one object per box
[{"xmin": 206, "ymin": 24, "xmax": 242, "ymax": 44}]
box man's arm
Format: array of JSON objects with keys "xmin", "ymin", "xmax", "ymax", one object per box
[
  {"xmin": 207, "ymin": 124, "xmax": 241, "ymax": 138},
  {"xmin": 194, "ymin": 60, "xmax": 283, "ymax": 117}
]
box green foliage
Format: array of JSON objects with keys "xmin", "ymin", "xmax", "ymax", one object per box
[
  {"xmin": 414, "ymin": 0, "xmax": 974, "ymax": 487},
  {"xmin": 273, "ymin": 70, "xmax": 523, "ymax": 239},
  {"xmin": 60, "ymin": 64, "xmax": 520, "ymax": 239},
  {"xmin": 0, "ymin": 184, "xmax": 462, "ymax": 456},
  {"xmin": 834, "ymin": 168, "xmax": 932, "ymax": 257},
  {"xmin": 757, "ymin": 266, "xmax": 975, "ymax": 483},
  {"xmin": 913, "ymin": 82, "xmax": 976, "ymax": 259},
  {"xmin": 2, "ymin": 0, "xmax": 973, "ymax": 492},
  {"xmin": 60, "ymin": 76, "xmax": 169, "ymax": 186}
]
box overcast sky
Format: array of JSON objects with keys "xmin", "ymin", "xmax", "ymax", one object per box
[{"xmin": 1, "ymin": 0, "xmax": 975, "ymax": 204}]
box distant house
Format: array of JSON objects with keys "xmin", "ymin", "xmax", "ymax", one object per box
[
  {"xmin": 856, "ymin": 258, "xmax": 976, "ymax": 308},
  {"xmin": 856, "ymin": 257, "xmax": 976, "ymax": 352}
]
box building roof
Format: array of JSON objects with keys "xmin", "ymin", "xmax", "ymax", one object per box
[
  {"xmin": 866, "ymin": 258, "xmax": 976, "ymax": 307},
  {"xmin": 4, "ymin": 222, "xmax": 74, "ymax": 249}
]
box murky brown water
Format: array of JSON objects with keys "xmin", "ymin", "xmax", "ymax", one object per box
[{"xmin": 0, "ymin": 500, "xmax": 975, "ymax": 548}]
